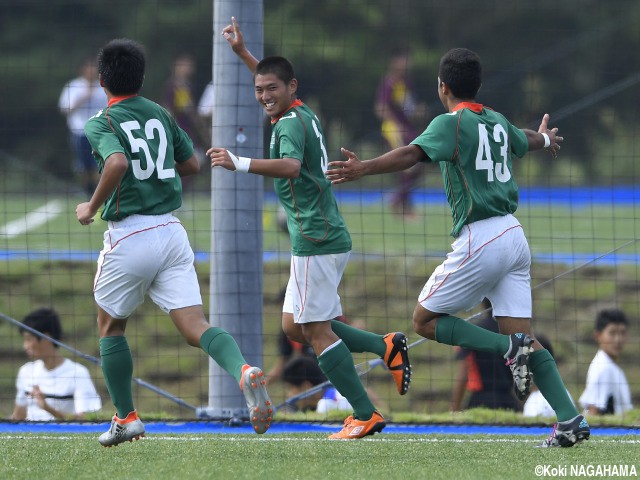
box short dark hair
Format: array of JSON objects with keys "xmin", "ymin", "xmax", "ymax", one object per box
[
  {"xmin": 439, "ymin": 48, "xmax": 482, "ymax": 100},
  {"xmin": 20, "ymin": 308, "xmax": 63, "ymax": 347},
  {"xmin": 255, "ymin": 56, "xmax": 295, "ymax": 85},
  {"xmin": 595, "ymin": 308, "xmax": 628, "ymax": 332},
  {"xmin": 97, "ymin": 38, "xmax": 146, "ymax": 95},
  {"xmin": 282, "ymin": 356, "xmax": 326, "ymax": 387}
]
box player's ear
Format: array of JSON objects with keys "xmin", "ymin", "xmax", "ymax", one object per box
[{"xmin": 288, "ymin": 78, "xmax": 298, "ymax": 95}]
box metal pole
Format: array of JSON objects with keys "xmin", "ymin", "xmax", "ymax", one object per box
[{"xmin": 200, "ymin": 0, "xmax": 264, "ymax": 419}]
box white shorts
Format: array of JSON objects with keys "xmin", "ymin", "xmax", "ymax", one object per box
[
  {"xmin": 282, "ymin": 252, "xmax": 349, "ymax": 324},
  {"xmin": 419, "ymin": 214, "xmax": 532, "ymax": 318},
  {"xmin": 93, "ymin": 214, "xmax": 202, "ymax": 319}
]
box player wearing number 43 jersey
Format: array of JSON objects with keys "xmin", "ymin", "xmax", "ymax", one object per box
[
  {"xmin": 327, "ymin": 47, "xmax": 590, "ymax": 448},
  {"xmin": 77, "ymin": 38, "xmax": 272, "ymax": 447},
  {"xmin": 207, "ymin": 17, "xmax": 412, "ymax": 440}
]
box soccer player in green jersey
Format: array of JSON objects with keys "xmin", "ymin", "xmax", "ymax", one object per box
[
  {"xmin": 76, "ymin": 38, "xmax": 272, "ymax": 446},
  {"xmin": 327, "ymin": 48, "xmax": 590, "ymax": 448},
  {"xmin": 207, "ymin": 18, "xmax": 412, "ymax": 440}
]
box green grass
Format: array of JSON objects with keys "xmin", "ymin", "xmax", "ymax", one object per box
[
  {"xmin": 0, "ymin": 192, "xmax": 638, "ymax": 256},
  {"xmin": 1, "ymin": 433, "xmax": 638, "ymax": 480},
  {"xmin": 0, "ymin": 190, "xmax": 639, "ymax": 422}
]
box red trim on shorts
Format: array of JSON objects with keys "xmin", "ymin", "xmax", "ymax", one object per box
[
  {"xmin": 419, "ymin": 223, "xmax": 522, "ymax": 303},
  {"xmin": 291, "ymin": 256, "xmax": 311, "ymax": 320},
  {"xmin": 93, "ymin": 220, "xmax": 182, "ymax": 292}
]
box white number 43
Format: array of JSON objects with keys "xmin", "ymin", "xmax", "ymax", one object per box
[{"xmin": 475, "ymin": 123, "xmax": 511, "ymax": 183}]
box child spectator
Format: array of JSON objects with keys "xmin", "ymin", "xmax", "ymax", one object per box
[{"xmin": 579, "ymin": 309, "xmax": 633, "ymax": 415}]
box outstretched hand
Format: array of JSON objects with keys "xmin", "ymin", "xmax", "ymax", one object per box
[
  {"xmin": 326, "ymin": 148, "xmax": 366, "ymax": 184},
  {"xmin": 538, "ymin": 113, "xmax": 563, "ymax": 159},
  {"xmin": 207, "ymin": 147, "xmax": 237, "ymax": 171},
  {"xmin": 221, "ymin": 16, "xmax": 246, "ymax": 54}
]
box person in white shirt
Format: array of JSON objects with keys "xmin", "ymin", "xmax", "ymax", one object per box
[
  {"xmin": 58, "ymin": 57, "xmax": 106, "ymax": 196},
  {"xmin": 523, "ymin": 334, "xmax": 575, "ymax": 417},
  {"xmin": 10, "ymin": 308, "xmax": 102, "ymax": 421},
  {"xmin": 579, "ymin": 309, "xmax": 633, "ymax": 415}
]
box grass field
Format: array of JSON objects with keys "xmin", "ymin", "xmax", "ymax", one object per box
[
  {"xmin": 0, "ymin": 192, "xmax": 638, "ymax": 257},
  {"xmin": 0, "ymin": 189, "xmax": 638, "ymax": 421},
  {"xmin": 1, "ymin": 432, "xmax": 638, "ymax": 480}
]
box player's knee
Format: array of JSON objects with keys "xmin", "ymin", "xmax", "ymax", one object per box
[{"xmin": 412, "ymin": 307, "xmax": 437, "ymax": 340}]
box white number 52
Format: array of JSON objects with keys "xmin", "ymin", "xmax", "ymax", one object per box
[{"xmin": 121, "ymin": 119, "xmax": 174, "ymax": 180}]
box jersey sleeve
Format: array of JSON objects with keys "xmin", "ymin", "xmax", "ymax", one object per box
[
  {"xmin": 14, "ymin": 364, "xmax": 29, "ymax": 407},
  {"xmin": 163, "ymin": 107, "xmax": 194, "ymax": 163},
  {"xmin": 84, "ymin": 116, "xmax": 126, "ymax": 165},
  {"xmin": 72, "ymin": 364, "xmax": 102, "ymax": 414},
  {"xmin": 508, "ymin": 123, "xmax": 529, "ymax": 158},
  {"xmin": 275, "ymin": 117, "xmax": 305, "ymax": 162},
  {"xmin": 410, "ymin": 114, "xmax": 458, "ymax": 163},
  {"xmin": 578, "ymin": 360, "xmax": 611, "ymax": 411}
]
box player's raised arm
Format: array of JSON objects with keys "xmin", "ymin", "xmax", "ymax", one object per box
[
  {"xmin": 326, "ymin": 145, "xmax": 425, "ymax": 185},
  {"xmin": 221, "ymin": 17, "xmax": 259, "ymax": 74},
  {"xmin": 523, "ymin": 113, "xmax": 563, "ymax": 159}
]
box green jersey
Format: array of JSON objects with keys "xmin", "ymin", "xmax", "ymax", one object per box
[
  {"xmin": 84, "ymin": 95, "xmax": 194, "ymax": 221},
  {"xmin": 269, "ymin": 100, "xmax": 351, "ymax": 256},
  {"xmin": 411, "ymin": 102, "xmax": 528, "ymax": 236}
]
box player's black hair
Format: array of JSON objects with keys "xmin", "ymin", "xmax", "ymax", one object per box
[
  {"xmin": 282, "ymin": 356, "xmax": 326, "ymax": 387},
  {"xmin": 255, "ymin": 56, "xmax": 295, "ymax": 85},
  {"xmin": 439, "ymin": 48, "xmax": 482, "ymax": 100},
  {"xmin": 19, "ymin": 308, "xmax": 63, "ymax": 347},
  {"xmin": 595, "ymin": 308, "xmax": 629, "ymax": 332},
  {"xmin": 97, "ymin": 38, "xmax": 146, "ymax": 95}
]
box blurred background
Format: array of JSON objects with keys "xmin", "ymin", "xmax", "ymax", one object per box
[{"xmin": 0, "ymin": 0, "xmax": 638, "ymax": 421}]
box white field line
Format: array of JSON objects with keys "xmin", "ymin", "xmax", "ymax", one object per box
[
  {"xmin": 2, "ymin": 435, "xmax": 639, "ymax": 444},
  {"xmin": 0, "ymin": 200, "xmax": 63, "ymax": 238}
]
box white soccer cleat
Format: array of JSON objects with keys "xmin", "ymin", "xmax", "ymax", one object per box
[
  {"xmin": 98, "ymin": 410, "xmax": 145, "ymax": 447},
  {"xmin": 240, "ymin": 365, "xmax": 273, "ymax": 434}
]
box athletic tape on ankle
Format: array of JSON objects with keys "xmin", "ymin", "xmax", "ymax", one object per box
[{"xmin": 227, "ymin": 150, "xmax": 251, "ymax": 172}]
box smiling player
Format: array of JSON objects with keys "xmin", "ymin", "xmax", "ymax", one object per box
[{"xmin": 207, "ymin": 17, "xmax": 412, "ymax": 440}]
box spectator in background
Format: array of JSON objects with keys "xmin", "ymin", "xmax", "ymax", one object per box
[
  {"xmin": 10, "ymin": 308, "xmax": 102, "ymax": 421},
  {"xmin": 374, "ymin": 47, "xmax": 427, "ymax": 219},
  {"xmin": 58, "ymin": 57, "xmax": 106, "ymax": 196},
  {"xmin": 281, "ymin": 355, "xmax": 352, "ymax": 413},
  {"xmin": 579, "ymin": 308, "xmax": 633, "ymax": 415},
  {"xmin": 451, "ymin": 299, "xmax": 521, "ymax": 412},
  {"xmin": 523, "ymin": 333, "xmax": 575, "ymax": 417},
  {"xmin": 164, "ymin": 53, "xmax": 207, "ymax": 190},
  {"xmin": 266, "ymin": 329, "xmax": 315, "ymax": 385},
  {"xmin": 197, "ymin": 81, "xmax": 214, "ymax": 129}
]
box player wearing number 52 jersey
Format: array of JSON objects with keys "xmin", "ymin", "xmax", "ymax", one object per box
[
  {"xmin": 84, "ymin": 95, "xmax": 191, "ymax": 220},
  {"xmin": 207, "ymin": 17, "xmax": 413, "ymax": 440},
  {"xmin": 328, "ymin": 48, "xmax": 590, "ymax": 448},
  {"xmin": 77, "ymin": 38, "xmax": 272, "ymax": 447}
]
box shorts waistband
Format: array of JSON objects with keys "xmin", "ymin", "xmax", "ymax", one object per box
[{"xmin": 107, "ymin": 213, "xmax": 179, "ymax": 230}]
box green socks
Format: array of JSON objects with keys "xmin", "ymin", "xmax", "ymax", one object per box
[
  {"xmin": 100, "ymin": 336, "xmax": 135, "ymax": 419},
  {"xmin": 435, "ymin": 315, "xmax": 510, "ymax": 355},
  {"xmin": 529, "ymin": 349, "xmax": 579, "ymax": 421},
  {"xmin": 317, "ymin": 340, "xmax": 376, "ymax": 420},
  {"xmin": 200, "ymin": 327, "xmax": 247, "ymax": 383},
  {"xmin": 331, "ymin": 320, "xmax": 386, "ymax": 357}
]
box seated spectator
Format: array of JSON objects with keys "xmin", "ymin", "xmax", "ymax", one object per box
[
  {"xmin": 10, "ymin": 308, "xmax": 102, "ymax": 421},
  {"xmin": 265, "ymin": 330, "xmax": 316, "ymax": 385},
  {"xmin": 281, "ymin": 355, "xmax": 352, "ymax": 413},
  {"xmin": 451, "ymin": 299, "xmax": 521, "ymax": 412},
  {"xmin": 523, "ymin": 333, "xmax": 575, "ymax": 417},
  {"xmin": 579, "ymin": 308, "xmax": 633, "ymax": 415}
]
